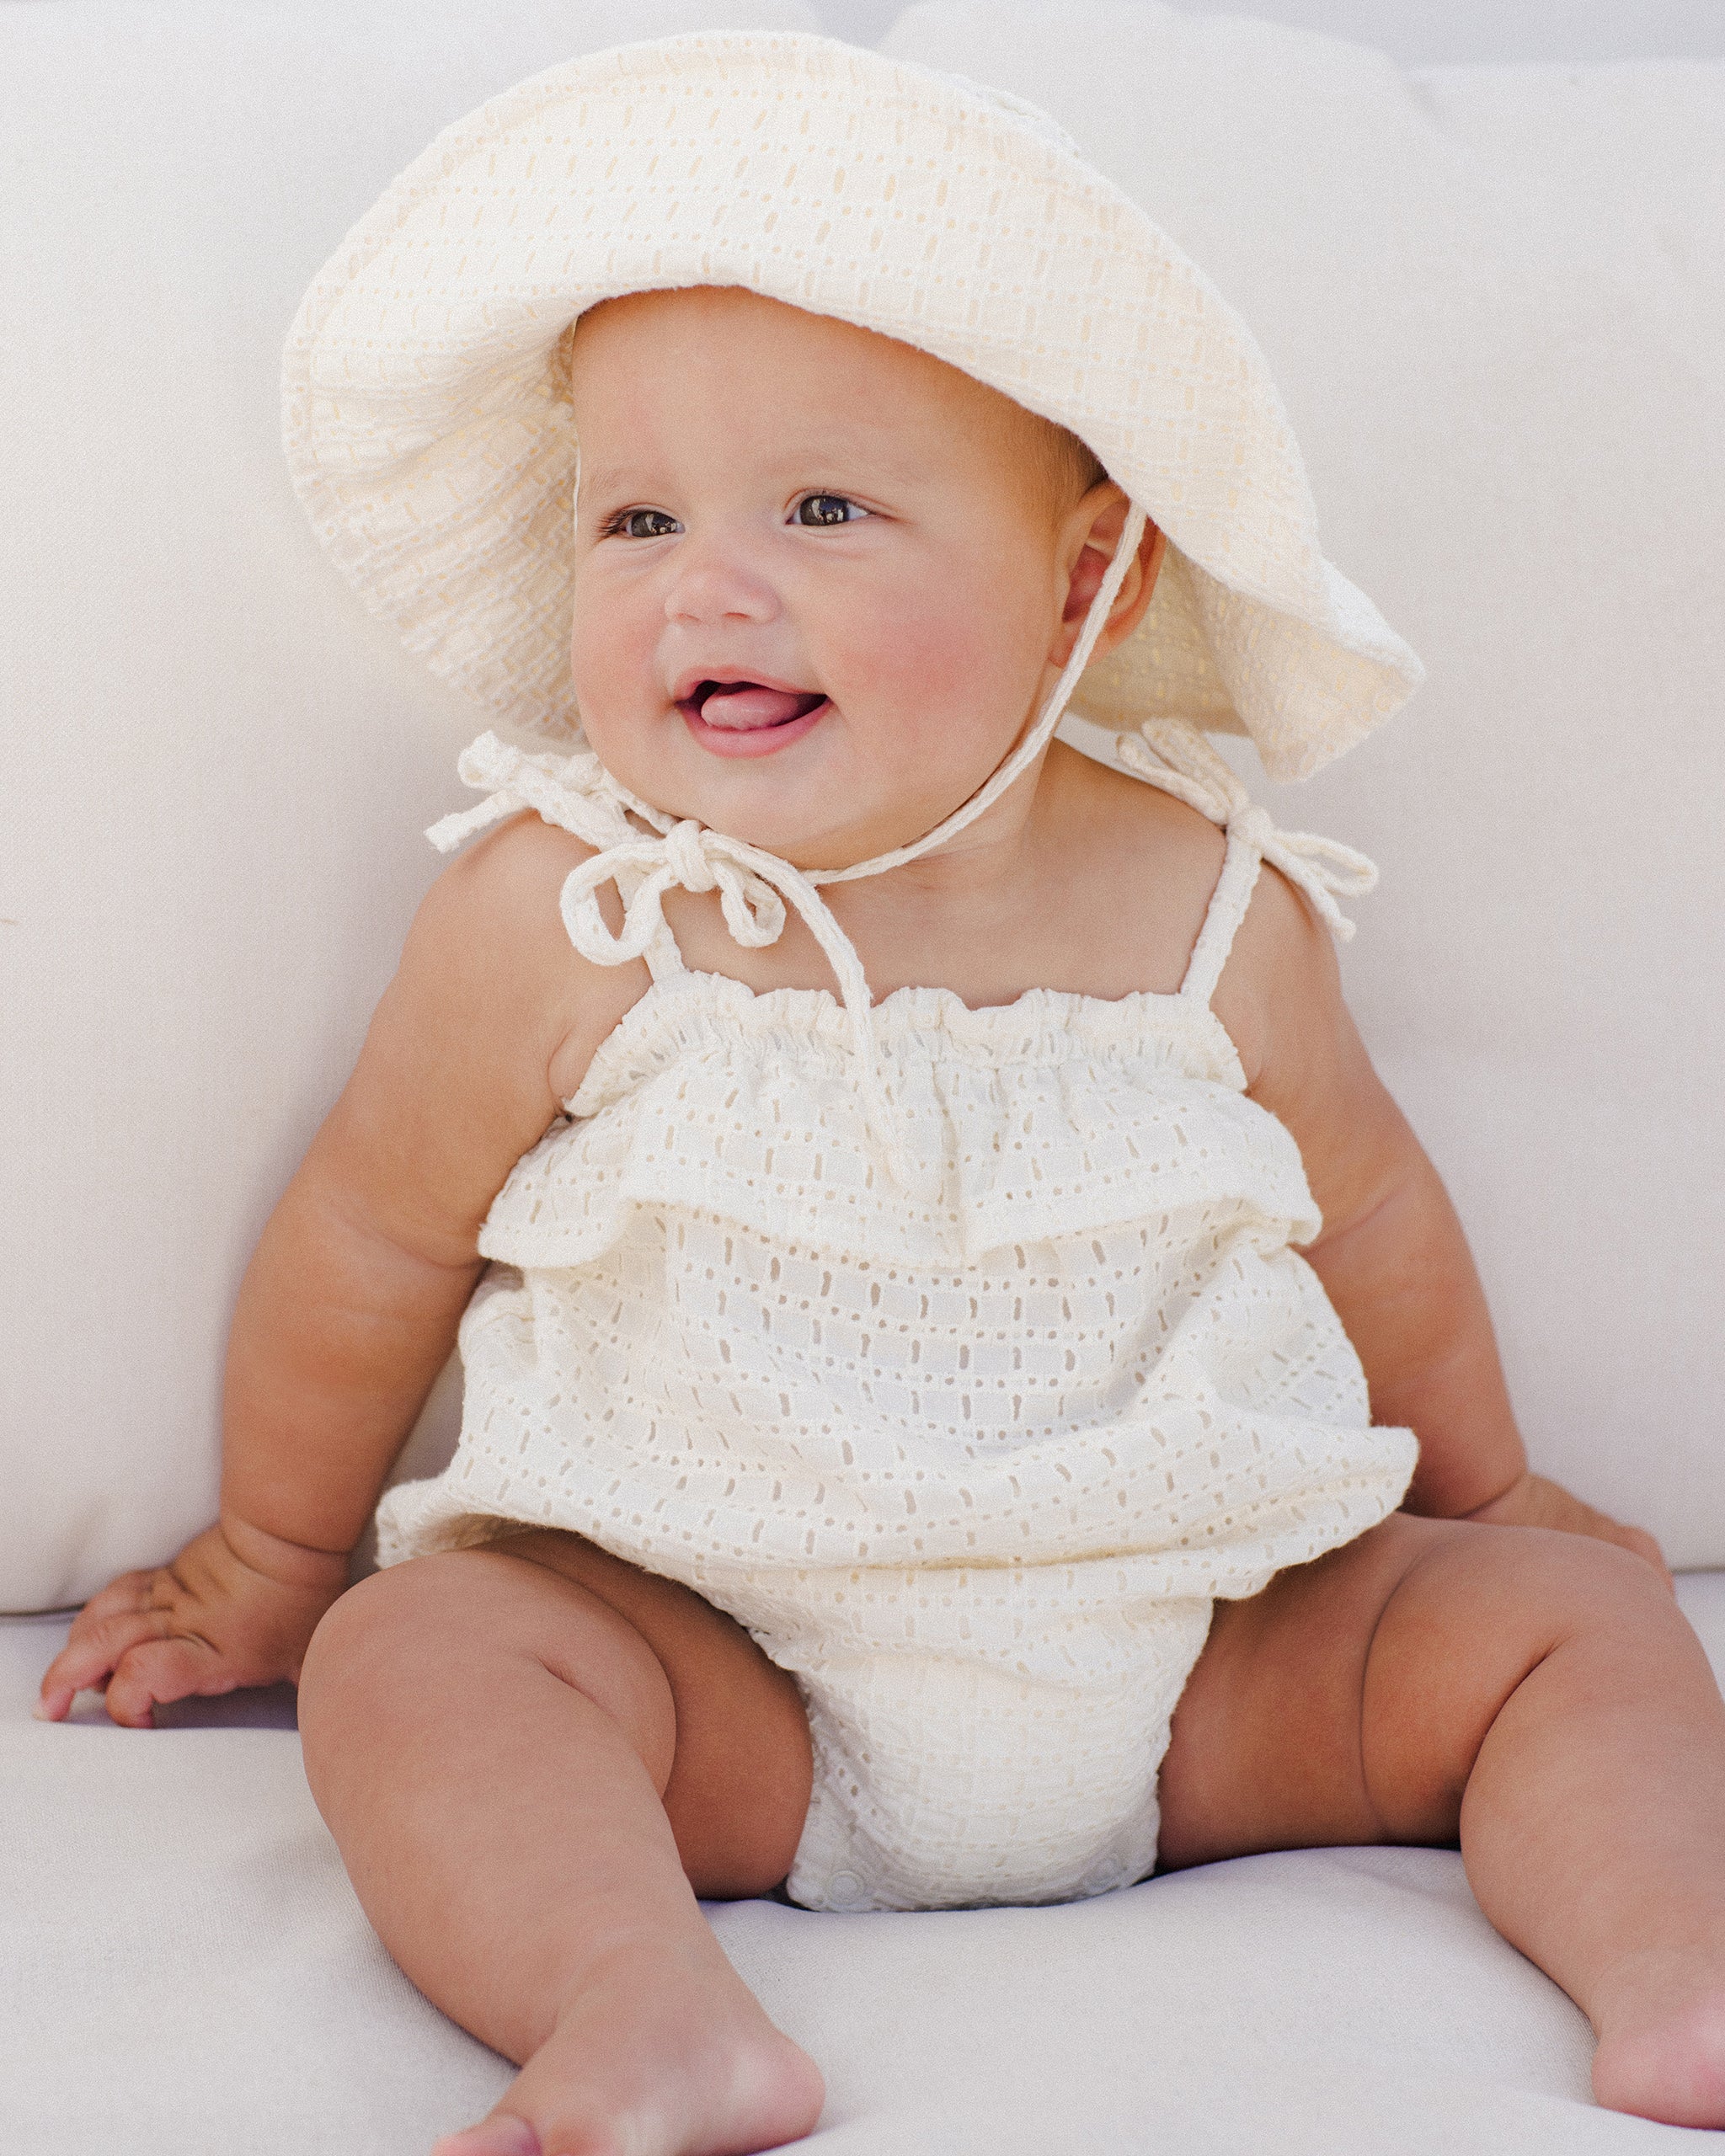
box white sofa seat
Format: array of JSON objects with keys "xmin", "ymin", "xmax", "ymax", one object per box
[{"xmin": 11, "ymin": 1587, "xmax": 1725, "ymax": 2153}]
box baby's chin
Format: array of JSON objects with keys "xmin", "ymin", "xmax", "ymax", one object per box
[
  {"xmin": 588, "ymin": 708, "xmax": 927, "ymax": 870},
  {"xmin": 685, "ymin": 781, "xmax": 913, "ymax": 875}
]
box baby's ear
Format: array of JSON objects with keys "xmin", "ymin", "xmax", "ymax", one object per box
[{"xmin": 1055, "ymin": 490, "xmax": 1166, "ymax": 657}]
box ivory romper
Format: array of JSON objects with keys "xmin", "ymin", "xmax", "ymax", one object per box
[{"xmin": 375, "ymin": 741, "xmax": 1418, "ymax": 1915}]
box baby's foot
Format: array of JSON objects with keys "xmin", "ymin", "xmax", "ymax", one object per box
[
  {"xmin": 1590, "ymin": 1946, "xmax": 1725, "ymax": 2127},
  {"xmin": 431, "ymin": 1932, "xmax": 824, "ymax": 2156}
]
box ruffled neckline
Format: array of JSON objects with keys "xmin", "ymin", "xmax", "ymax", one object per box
[{"xmin": 567, "ymin": 963, "xmax": 1247, "ymax": 1117}]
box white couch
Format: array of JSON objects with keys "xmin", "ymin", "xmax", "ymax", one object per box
[{"xmin": 5, "ymin": 4, "xmax": 1722, "ymax": 2148}]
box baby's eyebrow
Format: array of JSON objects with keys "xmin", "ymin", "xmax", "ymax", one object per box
[
  {"xmin": 575, "ymin": 461, "xmax": 652, "ymax": 501},
  {"xmin": 578, "ymin": 430, "xmax": 928, "ymax": 503}
]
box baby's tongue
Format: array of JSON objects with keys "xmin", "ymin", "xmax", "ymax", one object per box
[{"xmin": 699, "ymin": 682, "xmax": 821, "ymax": 731}]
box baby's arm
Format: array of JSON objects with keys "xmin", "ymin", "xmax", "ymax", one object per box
[
  {"xmin": 1217, "ymin": 866, "xmax": 1669, "ymax": 1579},
  {"xmin": 39, "ymin": 815, "xmax": 621, "ymax": 1726}
]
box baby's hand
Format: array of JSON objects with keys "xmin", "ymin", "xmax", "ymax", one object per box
[
  {"xmin": 35, "ymin": 1520, "xmax": 349, "ymax": 1728},
  {"xmin": 1466, "ymin": 1470, "xmax": 1673, "ymax": 1590}
]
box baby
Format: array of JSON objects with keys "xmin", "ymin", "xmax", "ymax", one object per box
[{"xmin": 35, "ymin": 31, "xmax": 1725, "ymax": 2156}]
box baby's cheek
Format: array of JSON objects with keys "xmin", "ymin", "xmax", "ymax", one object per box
[
  {"xmin": 568, "ymin": 606, "xmax": 612, "ymax": 705},
  {"xmin": 837, "ymin": 576, "xmax": 1041, "ymax": 765},
  {"xmin": 569, "ymin": 589, "xmax": 651, "ymax": 729}
]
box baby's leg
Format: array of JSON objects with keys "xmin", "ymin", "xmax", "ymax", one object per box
[
  {"xmin": 297, "ymin": 1534, "xmax": 824, "ymax": 2156},
  {"xmin": 1159, "ymin": 1514, "xmax": 1725, "ymax": 2127}
]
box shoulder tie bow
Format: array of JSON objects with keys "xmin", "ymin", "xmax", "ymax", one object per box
[
  {"xmin": 1115, "ymin": 718, "xmax": 1377, "ymax": 941},
  {"xmin": 426, "ymin": 733, "xmax": 924, "ymax": 1192},
  {"xmin": 558, "ymin": 823, "xmax": 788, "ymax": 964}
]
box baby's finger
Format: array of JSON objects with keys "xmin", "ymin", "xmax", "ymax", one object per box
[
  {"xmin": 67, "ymin": 1569, "xmax": 163, "ymax": 1631},
  {"xmin": 102, "ymin": 1636, "xmax": 227, "ymax": 1730},
  {"xmin": 36, "ymin": 1607, "xmax": 174, "ymax": 1716},
  {"xmin": 49, "ymin": 1567, "xmax": 168, "ymax": 1663}
]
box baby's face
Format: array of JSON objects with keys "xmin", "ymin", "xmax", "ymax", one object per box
[{"xmin": 565, "ymin": 287, "xmax": 1119, "ymax": 868}]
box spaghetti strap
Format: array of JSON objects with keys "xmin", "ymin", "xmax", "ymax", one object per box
[
  {"xmin": 1178, "ymin": 826, "xmax": 1264, "ymax": 1006},
  {"xmin": 636, "ymin": 893, "xmax": 688, "ymax": 983},
  {"xmin": 1115, "ymin": 718, "xmax": 1381, "ymax": 967}
]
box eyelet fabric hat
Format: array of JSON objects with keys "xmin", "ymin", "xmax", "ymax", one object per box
[{"xmin": 282, "ymin": 28, "xmax": 1421, "ymax": 786}]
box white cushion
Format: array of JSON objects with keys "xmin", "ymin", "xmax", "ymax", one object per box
[
  {"xmin": 4, "ymin": 0, "xmax": 1722, "ymax": 1609},
  {"xmin": 12, "ymin": 1574, "xmax": 1725, "ymax": 2149}
]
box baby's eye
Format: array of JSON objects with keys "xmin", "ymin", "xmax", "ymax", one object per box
[
  {"xmin": 605, "ymin": 507, "xmax": 681, "ymax": 541},
  {"xmin": 793, "ymin": 494, "xmax": 868, "ymax": 527}
]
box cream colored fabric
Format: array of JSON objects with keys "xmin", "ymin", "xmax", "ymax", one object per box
[
  {"xmin": 6, "ymin": 1, "xmax": 1724, "ymax": 1615},
  {"xmin": 282, "ymin": 30, "xmax": 1423, "ymax": 782},
  {"xmin": 15, "ymin": 1582, "xmax": 1725, "ymax": 2148},
  {"xmin": 377, "ymin": 743, "xmax": 1416, "ymax": 1910}
]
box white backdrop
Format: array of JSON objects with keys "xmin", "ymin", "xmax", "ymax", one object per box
[
  {"xmin": 6, "ymin": 0, "xmax": 1721, "ymax": 62},
  {"xmin": 820, "ymin": 0, "xmax": 1725, "ymax": 63}
]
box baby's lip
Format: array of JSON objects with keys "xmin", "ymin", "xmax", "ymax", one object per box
[
  {"xmin": 673, "ymin": 672, "xmax": 828, "ymax": 732},
  {"xmin": 671, "ymin": 664, "xmax": 811, "ymax": 705}
]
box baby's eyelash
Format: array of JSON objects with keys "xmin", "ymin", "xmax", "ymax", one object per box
[
  {"xmin": 598, "ymin": 506, "xmax": 681, "ymax": 540},
  {"xmin": 793, "ymin": 493, "xmax": 870, "ymax": 527},
  {"xmin": 595, "ymin": 499, "xmax": 873, "ymax": 537}
]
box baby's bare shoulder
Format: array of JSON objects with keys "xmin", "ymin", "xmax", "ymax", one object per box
[
  {"xmin": 386, "ymin": 809, "xmax": 650, "ymax": 1127},
  {"xmin": 1060, "ymin": 747, "xmax": 1347, "ymax": 1082},
  {"xmin": 1053, "ymin": 748, "xmax": 1228, "ymax": 991},
  {"xmin": 296, "ymin": 812, "xmax": 656, "ymax": 1269}
]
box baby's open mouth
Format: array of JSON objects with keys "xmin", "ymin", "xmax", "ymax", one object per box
[{"xmin": 681, "ymin": 680, "xmax": 829, "ymax": 732}]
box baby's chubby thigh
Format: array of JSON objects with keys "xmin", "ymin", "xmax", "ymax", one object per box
[
  {"xmin": 1155, "ymin": 1509, "xmax": 1688, "ymax": 1871},
  {"xmin": 300, "ymin": 1529, "xmax": 814, "ymax": 1903}
]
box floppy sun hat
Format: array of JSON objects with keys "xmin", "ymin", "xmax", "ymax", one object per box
[
  {"xmin": 283, "ymin": 29, "xmax": 1419, "ymax": 783},
  {"xmin": 283, "ymin": 29, "xmax": 1422, "ymax": 1179}
]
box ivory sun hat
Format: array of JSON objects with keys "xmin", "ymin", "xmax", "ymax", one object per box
[{"xmin": 281, "ymin": 28, "xmax": 1421, "ymax": 789}]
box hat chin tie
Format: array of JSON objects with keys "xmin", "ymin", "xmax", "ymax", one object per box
[{"xmin": 430, "ymin": 503, "xmax": 1151, "ymax": 1193}]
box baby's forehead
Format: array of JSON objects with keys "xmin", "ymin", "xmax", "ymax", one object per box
[
  {"xmin": 571, "ymin": 286, "xmax": 981, "ymax": 405},
  {"xmin": 567, "ymin": 286, "xmax": 1097, "ymax": 506}
]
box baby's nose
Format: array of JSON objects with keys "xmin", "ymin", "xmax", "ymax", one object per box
[{"xmin": 662, "ymin": 542, "xmax": 780, "ymax": 627}]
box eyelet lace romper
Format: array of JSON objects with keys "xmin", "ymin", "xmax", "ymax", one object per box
[{"xmin": 376, "ymin": 728, "xmax": 1418, "ymax": 1914}]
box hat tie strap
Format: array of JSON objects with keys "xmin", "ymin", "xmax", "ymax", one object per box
[
  {"xmin": 809, "ymin": 504, "xmax": 1147, "ymax": 892},
  {"xmin": 1116, "ymin": 718, "xmax": 1377, "ymax": 942}
]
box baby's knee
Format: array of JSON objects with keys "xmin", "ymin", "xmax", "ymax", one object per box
[
  {"xmin": 1453, "ymin": 1522, "xmax": 1672, "ymax": 1641},
  {"xmin": 1365, "ymin": 1524, "xmax": 1681, "ymax": 1833},
  {"xmin": 299, "ymin": 1545, "xmax": 681, "ymax": 1790},
  {"xmin": 1392, "ymin": 1524, "xmax": 1677, "ymax": 1694},
  {"xmin": 298, "ymin": 1556, "xmax": 461, "ymax": 1749},
  {"xmin": 297, "ymin": 1550, "xmax": 558, "ymax": 1759}
]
